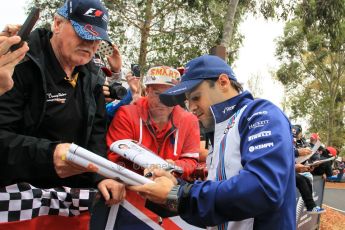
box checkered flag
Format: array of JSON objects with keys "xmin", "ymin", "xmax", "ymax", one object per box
[{"xmin": 0, "ymin": 183, "xmax": 97, "ymax": 222}]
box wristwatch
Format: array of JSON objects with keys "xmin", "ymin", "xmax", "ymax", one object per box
[{"xmin": 166, "ymin": 185, "xmax": 180, "ymax": 212}]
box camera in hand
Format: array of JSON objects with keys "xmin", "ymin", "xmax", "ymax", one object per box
[
  {"xmin": 108, "ymin": 81, "xmax": 127, "ymax": 100},
  {"xmin": 96, "ymin": 62, "xmax": 127, "ymax": 100},
  {"xmin": 131, "ymin": 64, "xmax": 140, "ymax": 78}
]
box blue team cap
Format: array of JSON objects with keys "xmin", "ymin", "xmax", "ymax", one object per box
[
  {"xmin": 57, "ymin": 0, "xmax": 111, "ymax": 44},
  {"xmin": 159, "ymin": 54, "xmax": 237, "ymax": 106}
]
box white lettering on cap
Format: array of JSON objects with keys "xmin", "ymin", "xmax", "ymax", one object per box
[{"xmin": 168, "ymin": 87, "xmax": 187, "ymax": 94}]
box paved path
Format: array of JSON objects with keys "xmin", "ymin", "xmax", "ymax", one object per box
[{"xmin": 323, "ymin": 188, "xmax": 345, "ymax": 212}]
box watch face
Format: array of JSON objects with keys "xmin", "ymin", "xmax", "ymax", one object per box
[{"xmin": 166, "ymin": 198, "xmax": 178, "ymax": 212}]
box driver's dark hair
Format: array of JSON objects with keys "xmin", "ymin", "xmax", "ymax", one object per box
[{"xmin": 205, "ymin": 77, "xmax": 243, "ymax": 93}]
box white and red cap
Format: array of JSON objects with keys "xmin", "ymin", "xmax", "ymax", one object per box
[{"xmin": 144, "ymin": 66, "xmax": 180, "ymax": 86}]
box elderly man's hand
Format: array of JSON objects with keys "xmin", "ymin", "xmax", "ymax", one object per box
[
  {"xmin": 98, "ymin": 179, "xmax": 126, "ymax": 205},
  {"xmin": 106, "ymin": 44, "xmax": 122, "ymax": 73},
  {"xmin": 53, "ymin": 143, "xmax": 86, "ymax": 178}
]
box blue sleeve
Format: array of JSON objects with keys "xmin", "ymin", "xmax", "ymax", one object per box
[
  {"xmin": 106, "ymin": 90, "xmax": 133, "ymax": 121},
  {"xmin": 178, "ymin": 100, "xmax": 295, "ymax": 227}
]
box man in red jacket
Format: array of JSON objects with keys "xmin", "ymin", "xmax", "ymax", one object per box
[
  {"xmin": 107, "ymin": 66, "xmax": 200, "ymax": 178},
  {"xmin": 106, "ymin": 66, "xmax": 200, "ymax": 227}
]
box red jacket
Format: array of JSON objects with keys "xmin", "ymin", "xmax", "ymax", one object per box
[{"xmin": 107, "ymin": 97, "xmax": 200, "ymax": 178}]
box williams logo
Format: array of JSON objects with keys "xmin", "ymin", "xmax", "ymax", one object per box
[
  {"xmin": 247, "ymin": 111, "xmax": 268, "ymax": 121},
  {"xmin": 249, "ymin": 120, "xmax": 269, "ymax": 129},
  {"xmin": 249, "ymin": 142, "xmax": 274, "ymax": 152},
  {"xmin": 248, "ymin": 131, "xmax": 272, "ymax": 141}
]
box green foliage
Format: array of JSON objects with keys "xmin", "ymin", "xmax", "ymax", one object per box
[
  {"xmin": 28, "ymin": 0, "xmax": 245, "ymax": 69},
  {"xmin": 276, "ymin": 0, "xmax": 345, "ymax": 148},
  {"xmin": 28, "ymin": 0, "xmax": 64, "ymax": 29},
  {"xmin": 27, "ymin": 0, "xmax": 293, "ymax": 69}
]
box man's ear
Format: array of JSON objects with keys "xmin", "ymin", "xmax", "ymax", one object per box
[
  {"xmin": 216, "ymin": 74, "xmax": 231, "ymax": 90},
  {"xmin": 53, "ymin": 16, "xmax": 63, "ymax": 34}
]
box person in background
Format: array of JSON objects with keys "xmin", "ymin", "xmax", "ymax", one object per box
[
  {"xmin": 312, "ymin": 145, "xmax": 336, "ymax": 178},
  {"xmin": 309, "ymin": 133, "xmax": 320, "ymax": 149},
  {"xmin": 104, "ymin": 71, "xmax": 141, "ymax": 120},
  {"xmin": 316, "ymin": 146, "xmax": 345, "ymax": 182},
  {"xmin": 292, "ymin": 125, "xmax": 310, "ymax": 152},
  {"xmin": 308, "ymin": 132, "xmax": 324, "ymax": 162},
  {"xmin": 107, "ymin": 65, "xmax": 200, "ymax": 178},
  {"xmin": 106, "ymin": 65, "xmax": 200, "ymax": 227},
  {"xmin": 295, "ymin": 164, "xmax": 325, "ymax": 214},
  {"xmin": 327, "ymin": 153, "xmax": 344, "ymax": 182},
  {"xmin": 292, "ymin": 125, "xmax": 325, "ymax": 214},
  {"xmin": 130, "ymin": 54, "xmax": 296, "ymax": 230},
  {"xmin": 0, "ymin": 24, "xmax": 29, "ymax": 95},
  {"xmin": 0, "ymin": 0, "xmax": 125, "ymax": 205}
]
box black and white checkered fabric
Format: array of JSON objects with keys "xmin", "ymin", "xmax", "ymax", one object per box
[{"xmin": 0, "ymin": 183, "xmax": 97, "ymax": 222}]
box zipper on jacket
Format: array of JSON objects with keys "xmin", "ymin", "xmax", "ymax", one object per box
[{"xmin": 144, "ymin": 115, "xmax": 177, "ymax": 154}]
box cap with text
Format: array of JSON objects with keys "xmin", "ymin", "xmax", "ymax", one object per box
[
  {"xmin": 144, "ymin": 66, "xmax": 180, "ymax": 86},
  {"xmin": 57, "ymin": 0, "xmax": 111, "ymax": 43},
  {"xmin": 159, "ymin": 54, "xmax": 237, "ymax": 106}
]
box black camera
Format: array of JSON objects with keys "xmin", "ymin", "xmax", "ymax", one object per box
[
  {"xmin": 131, "ymin": 64, "xmax": 140, "ymax": 78},
  {"xmin": 108, "ymin": 82, "xmax": 127, "ymax": 100}
]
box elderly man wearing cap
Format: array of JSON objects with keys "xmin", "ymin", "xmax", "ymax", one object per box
[
  {"xmin": 0, "ymin": 0, "xmax": 125, "ymax": 205},
  {"xmin": 106, "ymin": 66, "xmax": 200, "ymax": 226},
  {"xmin": 130, "ymin": 55, "xmax": 296, "ymax": 229}
]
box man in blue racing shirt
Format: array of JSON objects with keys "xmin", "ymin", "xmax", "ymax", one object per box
[{"xmin": 130, "ymin": 54, "xmax": 296, "ymax": 230}]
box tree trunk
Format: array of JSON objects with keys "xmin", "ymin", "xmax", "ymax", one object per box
[
  {"xmin": 138, "ymin": 0, "xmax": 153, "ymax": 74},
  {"xmin": 220, "ymin": 0, "xmax": 239, "ymax": 48}
]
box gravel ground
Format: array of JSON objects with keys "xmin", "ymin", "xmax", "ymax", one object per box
[
  {"xmin": 325, "ymin": 182, "xmax": 345, "ymax": 190},
  {"xmin": 320, "ymin": 182, "xmax": 345, "ymax": 230}
]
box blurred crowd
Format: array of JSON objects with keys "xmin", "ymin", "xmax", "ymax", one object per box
[{"xmin": 1, "ymin": 0, "xmax": 343, "ymax": 229}]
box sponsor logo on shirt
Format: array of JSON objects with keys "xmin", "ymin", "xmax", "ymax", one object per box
[
  {"xmin": 248, "ymin": 131, "xmax": 272, "ymax": 141},
  {"xmin": 247, "ymin": 111, "xmax": 268, "ymax": 121},
  {"xmin": 249, "ymin": 142, "xmax": 274, "ymax": 152},
  {"xmin": 222, "ymin": 105, "xmax": 235, "ymax": 114},
  {"xmin": 46, "ymin": 92, "xmax": 67, "ymax": 103},
  {"xmin": 248, "ymin": 120, "xmax": 269, "ymax": 129}
]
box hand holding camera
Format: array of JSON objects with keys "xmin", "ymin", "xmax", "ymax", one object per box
[{"xmin": 97, "ymin": 42, "xmax": 127, "ymax": 101}]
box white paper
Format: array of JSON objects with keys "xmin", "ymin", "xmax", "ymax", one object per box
[
  {"xmin": 110, "ymin": 139, "xmax": 183, "ymax": 173},
  {"xmin": 305, "ymin": 156, "xmax": 336, "ymax": 167},
  {"xmin": 67, "ymin": 143, "xmax": 153, "ymax": 185},
  {"xmin": 295, "ymin": 140, "xmax": 321, "ymax": 164}
]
